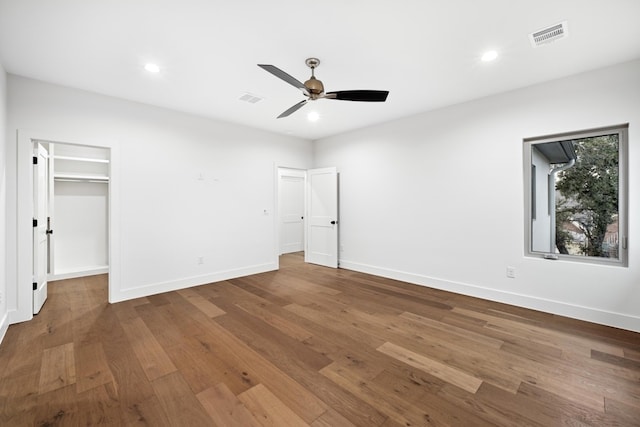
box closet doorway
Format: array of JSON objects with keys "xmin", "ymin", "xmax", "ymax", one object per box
[
  {"xmin": 32, "ymin": 140, "xmax": 110, "ymax": 314},
  {"xmin": 47, "ymin": 142, "xmax": 110, "ymax": 279},
  {"xmin": 17, "ymin": 130, "xmax": 118, "ymax": 325}
]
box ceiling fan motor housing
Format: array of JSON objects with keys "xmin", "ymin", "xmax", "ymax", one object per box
[
  {"xmin": 304, "ymin": 57, "xmax": 324, "ymax": 98},
  {"xmin": 304, "ymin": 76, "xmax": 324, "ymax": 97}
]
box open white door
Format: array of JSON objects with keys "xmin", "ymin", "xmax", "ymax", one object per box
[
  {"xmin": 305, "ymin": 167, "xmax": 338, "ymax": 268},
  {"xmin": 33, "ymin": 143, "xmax": 49, "ymax": 314}
]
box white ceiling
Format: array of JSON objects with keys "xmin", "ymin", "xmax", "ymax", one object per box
[{"xmin": 1, "ymin": 0, "xmax": 639, "ymax": 140}]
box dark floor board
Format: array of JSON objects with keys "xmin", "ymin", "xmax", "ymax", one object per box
[{"xmin": 591, "ymin": 348, "xmax": 640, "ymax": 372}]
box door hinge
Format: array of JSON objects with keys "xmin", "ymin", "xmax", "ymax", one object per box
[
  {"xmin": 33, "ymin": 218, "xmax": 38, "ymax": 227},
  {"xmin": 33, "ymin": 156, "xmax": 38, "ymax": 165},
  {"xmin": 33, "ymin": 282, "xmax": 37, "ymax": 290}
]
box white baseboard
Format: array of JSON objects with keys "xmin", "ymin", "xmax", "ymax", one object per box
[
  {"xmin": 111, "ymin": 262, "xmax": 278, "ymax": 303},
  {"xmin": 50, "ymin": 266, "xmax": 109, "ymax": 281},
  {"xmin": 340, "ymin": 259, "xmax": 640, "ymax": 333}
]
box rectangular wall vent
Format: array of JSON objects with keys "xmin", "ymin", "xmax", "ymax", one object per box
[
  {"xmin": 239, "ymin": 93, "xmax": 263, "ymax": 104},
  {"xmin": 529, "ymin": 21, "xmax": 568, "ymax": 47}
]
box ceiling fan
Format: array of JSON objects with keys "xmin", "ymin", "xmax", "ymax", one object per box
[{"xmin": 258, "ymin": 58, "xmax": 389, "ymax": 118}]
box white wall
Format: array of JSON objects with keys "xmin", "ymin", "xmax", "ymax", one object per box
[
  {"xmin": 0, "ymin": 64, "xmax": 8, "ymax": 342},
  {"xmin": 315, "ymin": 59, "xmax": 640, "ymax": 332},
  {"xmin": 6, "ymin": 76, "xmax": 313, "ymax": 317},
  {"xmin": 54, "ymin": 181, "xmax": 108, "ymax": 274}
]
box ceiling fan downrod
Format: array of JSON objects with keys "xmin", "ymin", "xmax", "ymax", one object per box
[{"xmin": 304, "ymin": 58, "xmax": 324, "ymax": 98}]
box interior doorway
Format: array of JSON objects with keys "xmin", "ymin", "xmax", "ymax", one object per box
[
  {"xmin": 31, "ymin": 140, "xmax": 110, "ymax": 313},
  {"xmin": 46, "ymin": 142, "xmax": 110, "ymax": 280},
  {"xmin": 276, "ymin": 166, "xmax": 339, "ymax": 269},
  {"xmin": 278, "ymin": 168, "xmax": 306, "ymax": 255},
  {"xmin": 16, "ymin": 129, "xmax": 118, "ymax": 325}
]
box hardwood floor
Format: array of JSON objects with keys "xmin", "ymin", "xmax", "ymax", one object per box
[{"xmin": 1, "ymin": 252, "xmax": 639, "ymax": 426}]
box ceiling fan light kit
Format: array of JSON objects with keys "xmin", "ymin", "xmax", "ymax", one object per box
[{"xmin": 258, "ymin": 57, "xmax": 389, "ymax": 118}]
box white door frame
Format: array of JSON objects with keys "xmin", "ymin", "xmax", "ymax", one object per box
[
  {"xmin": 273, "ymin": 164, "xmax": 339, "ymax": 269},
  {"xmin": 14, "ymin": 129, "xmax": 120, "ymax": 324}
]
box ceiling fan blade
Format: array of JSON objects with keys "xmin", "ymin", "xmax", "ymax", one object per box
[
  {"xmin": 258, "ymin": 64, "xmax": 308, "ymax": 94},
  {"xmin": 277, "ymin": 100, "xmax": 307, "ymax": 118},
  {"xmin": 326, "ymin": 90, "xmax": 389, "ymax": 102}
]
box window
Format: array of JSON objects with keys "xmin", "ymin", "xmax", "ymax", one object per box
[{"xmin": 523, "ymin": 124, "xmax": 628, "ymax": 266}]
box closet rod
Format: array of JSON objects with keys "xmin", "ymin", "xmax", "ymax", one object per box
[{"xmin": 54, "ymin": 176, "xmax": 109, "ymax": 183}]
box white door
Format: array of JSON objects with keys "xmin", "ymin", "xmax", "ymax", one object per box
[
  {"xmin": 305, "ymin": 167, "xmax": 338, "ymax": 268},
  {"xmin": 33, "ymin": 143, "xmax": 49, "ymax": 314},
  {"xmin": 279, "ymin": 169, "xmax": 306, "ymax": 254}
]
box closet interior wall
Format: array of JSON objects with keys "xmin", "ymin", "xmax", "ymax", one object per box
[{"xmin": 49, "ymin": 142, "xmax": 109, "ymax": 280}]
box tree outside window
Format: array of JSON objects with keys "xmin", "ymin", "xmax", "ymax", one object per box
[{"xmin": 555, "ymin": 134, "xmax": 619, "ymax": 258}]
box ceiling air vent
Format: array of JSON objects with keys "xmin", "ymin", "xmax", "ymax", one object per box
[
  {"xmin": 239, "ymin": 93, "xmax": 263, "ymax": 104},
  {"xmin": 529, "ymin": 21, "xmax": 568, "ymax": 47}
]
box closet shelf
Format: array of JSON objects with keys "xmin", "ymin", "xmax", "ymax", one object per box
[{"xmin": 53, "ymin": 155, "xmax": 110, "ymax": 164}]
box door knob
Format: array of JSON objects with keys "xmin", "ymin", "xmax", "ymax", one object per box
[
  {"xmin": 330, "ymin": 220, "xmax": 336, "ymax": 225},
  {"xmin": 46, "ymin": 229, "xmax": 54, "ymax": 235}
]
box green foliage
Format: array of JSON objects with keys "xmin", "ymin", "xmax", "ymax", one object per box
[
  {"xmin": 555, "ymin": 135, "xmax": 618, "ymax": 257},
  {"xmin": 554, "ymin": 199, "xmax": 572, "ymax": 255}
]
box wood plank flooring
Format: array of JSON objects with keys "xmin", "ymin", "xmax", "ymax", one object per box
[{"xmin": 1, "ymin": 253, "xmax": 639, "ymax": 426}]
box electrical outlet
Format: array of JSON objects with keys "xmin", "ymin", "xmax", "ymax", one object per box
[
  {"xmin": 340, "ymin": 245, "xmax": 345, "ymax": 252},
  {"xmin": 197, "ymin": 256, "xmax": 204, "ymax": 265},
  {"xmin": 506, "ymin": 266, "xmax": 516, "ymax": 278}
]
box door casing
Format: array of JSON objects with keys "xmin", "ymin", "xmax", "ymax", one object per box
[
  {"xmin": 274, "ymin": 165, "xmax": 339, "ymax": 269},
  {"xmin": 14, "ymin": 129, "xmax": 120, "ymax": 324}
]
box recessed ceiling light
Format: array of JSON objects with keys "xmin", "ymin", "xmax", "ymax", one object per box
[
  {"xmin": 144, "ymin": 63, "xmax": 160, "ymax": 73},
  {"xmin": 307, "ymin": 111, "xmax": 320, "ymax": 122},
  {"xmin": 481, "ymin": 50, "xmax": 498, "ymax": 62}
]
